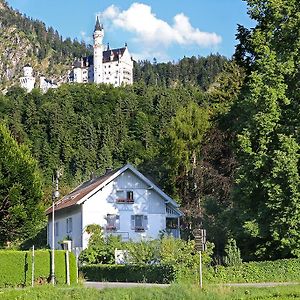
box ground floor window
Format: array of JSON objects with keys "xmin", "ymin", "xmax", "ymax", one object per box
[
  {"xmin": 131, "ymin": 215, "xmax": 148, "ymax": 232},
  {"xmin": 106, "ymin": 214, "xmax": 120, "ymax": 230}
]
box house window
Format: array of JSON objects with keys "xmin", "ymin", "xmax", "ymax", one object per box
[
  {"xmin": 66, "ymin": 217, "xmax": 72, "ymax": 233},
  {"xmin": 106, "ymin": 214, "xmax": 120, "ymax": 231},
  {"xmin": 55, "ymin": 222, "xmax": 59, "ymax": 236},
  {"xmin": 127, "ymin": 191, "xmax": 134, "ymax": 202},
  {"xmin": 131, "ymin": 215, "xmax": 148, "ymax": 232},
  {"xmin": 116, "ymin": 190, "xmax": 134, "ymax": 203}
]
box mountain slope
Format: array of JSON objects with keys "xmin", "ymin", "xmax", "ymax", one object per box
[{"xmin": 0, "ymin": 0, "xmax": 92, "ymax": 91}]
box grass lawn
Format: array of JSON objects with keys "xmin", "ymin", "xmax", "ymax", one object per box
[{"xmin": 1, "ymin": 284, "xmax": 300, "ymax": 299}]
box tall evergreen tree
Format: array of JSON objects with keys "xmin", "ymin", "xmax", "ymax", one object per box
[{"xmin": 232, "ymin": 0, "xmax": 300, "ymax": 259}]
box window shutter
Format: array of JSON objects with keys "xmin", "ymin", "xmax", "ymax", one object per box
[
  {"xmin": 131, "ymin": 215, "xmax": 135, "ymax": 230},
  {"xmin": 116, "ymin": 215, "xmax": 120, "ymax": 230},
  {"xmin": 143, "ymin": 215, "xmax": 148, "ymax": 229}
]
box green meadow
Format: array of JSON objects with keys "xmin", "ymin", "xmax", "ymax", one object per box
[{"xmin": 1, "ymin": 284, "xmax": 300, "ymax": 300}]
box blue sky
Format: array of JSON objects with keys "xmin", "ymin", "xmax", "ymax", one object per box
[{"xmin": 6, "ymin": 0, "xmax": 255, "ymax": 62}]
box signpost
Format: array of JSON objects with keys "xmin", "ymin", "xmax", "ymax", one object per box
[{"xmin": 193, "ymin": 228, "xmax": 207, "ymax": 289}]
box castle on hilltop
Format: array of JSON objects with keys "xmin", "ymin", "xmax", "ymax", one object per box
[
  {"xmin": 20, "ymin": 17, "xmax": 133, "ymax": 93},
  {"xmin": 69, "ymin": 17, "xmax": 133, "ymax": 86}
]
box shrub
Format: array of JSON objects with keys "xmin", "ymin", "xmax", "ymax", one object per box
[
  {"xmin": 0, "ymin": 250, "xmax": 77, "ymax": 287},
  {"xmin": 80, "ymin": 264, "xmax": 174, "ymax": 283},
  {"xmin": 205, "ymin": 258, "xmax": 300, "ymax": 283},
  {"xmin": 79, "ymin": 225, "xmax": 123, "ymax": 264},
  {"xmin": 223, "ymin": 238, "xmax": 242, "ymax": 267}
]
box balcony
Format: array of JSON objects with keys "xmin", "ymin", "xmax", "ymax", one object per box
[
  {"xmin": 134, "ymin": 226, "xmax": 145, "ymax": 232},
  {"xmin": 106, "ymin": 225, "xmax": 117, "ymax": 231},
  {"xmin": 116, "ymin": 198, "xmax": 134, "ymax": 204}
]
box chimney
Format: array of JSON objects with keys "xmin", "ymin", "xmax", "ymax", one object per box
[
  {"xmin": 105, "ymin": 167, "xmax": 112, "ymax": 175},
  {"xmin": 90, "ymin": 171, "xmax": 95, "ymax": 181}
]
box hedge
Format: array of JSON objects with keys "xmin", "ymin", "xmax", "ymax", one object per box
[
  {"xmin": 80, "ymin": 264, "xmax": 174, "ymax": 283},
  {"xmin": 205, "ymin": 258, "xmax": 300, "ymax": 284},
  {"xmin": 0, "ymin": 250, "xmax": 77, "ymax": 287},
  {"xmin": 81, "ymin": 258, "xmax": 300, "ymax": 284}
]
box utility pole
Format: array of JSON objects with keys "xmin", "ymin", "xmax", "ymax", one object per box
[
  {"xmin": 51, "ymin": 169, "xmax": 62, "ymax": 285},
  {"xmin": 193, "ymin": 228, "xmax": 207, "ymax": 289}
]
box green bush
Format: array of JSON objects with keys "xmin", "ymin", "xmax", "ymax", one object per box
[
  {"xmin": 80, "ymin": 264, "xmax": 174, "ymax": 283},
  {"xmin": 205, "ymin": 258, "xmax": 300, "ymax": 283},
  {"xmin": 0, "ymin": 250, "xmax": 77, "ymax": 287}
]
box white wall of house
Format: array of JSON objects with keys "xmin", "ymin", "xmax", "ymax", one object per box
[
  {"xmin": 47, "ymin": 206, "xmax": 82, "ymax": 250},
  {"xmin": 81, "ymin": 169, "xmax": 167, "ymax": 249}
]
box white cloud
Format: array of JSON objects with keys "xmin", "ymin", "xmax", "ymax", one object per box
[{"xmin": 100, "ymin": 3, "xmax": 222, "ymax": 49}]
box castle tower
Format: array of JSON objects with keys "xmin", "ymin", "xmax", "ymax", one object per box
[
  {"xmin": 93, "ymin": 16, "xmax": 104, "ymax": 83},
  {"xmin": 20, "ymin": 64, "xmax": 35, "ymax": 93}
]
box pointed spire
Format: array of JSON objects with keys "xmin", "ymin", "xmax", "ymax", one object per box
[{"xmin": 94, "ymin": 16, "xmax": 103, "ymax": 32}]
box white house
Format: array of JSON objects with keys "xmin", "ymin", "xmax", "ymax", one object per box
[
  {"xmin": 69, "ymin": 17, "xmax": 133, "ymax": 87},
  {"xmin": 46, "ymin": 164, "xmax": 182, "ymax": 252}
]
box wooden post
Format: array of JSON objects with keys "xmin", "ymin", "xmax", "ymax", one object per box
[
  {"xmin": 66, "ymin": 250, "xmax": 70, "ymax": 285},
  {"xmin": 199, "ymin": 250, "xmax": 203, "ymax": 288},
  {"xmin": 31, "ymin": 245, "xmax": 35, "ymax": 287}
]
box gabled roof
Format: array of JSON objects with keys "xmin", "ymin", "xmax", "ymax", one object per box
[
  {"xmin": 103, "ymin": 48, "xmax": 126, "ymax": 63},
  {"xmin": 46, "ymin": 164, "xmax": 182, "ymax": 216},
  {"xmin": 72, "ymin": 47, "xmax": 127, "ymax": 68}
]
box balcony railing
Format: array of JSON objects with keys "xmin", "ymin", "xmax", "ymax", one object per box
[
  {"xmin": 116, "ymin": 198, "xmax": 134, "ymax": 204},
  {"xmin": 134, "ymin": 226, "xmax": 145, "ymax": 232},
  {"xmin": 106, "ymin": 225, "xmax": 117, "ymax": 231}
]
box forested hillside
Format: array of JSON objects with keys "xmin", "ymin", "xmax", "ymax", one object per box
[{"xmin": 134, "ymin": 54, "xmax": 228, "ymax": 90}]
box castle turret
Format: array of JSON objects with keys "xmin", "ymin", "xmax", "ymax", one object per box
[
  {"xmin": 20, "ymin": 64, "xmax": 35, "ymax": 93},
  {"xmin": 93, "ymin": 16, "xmax": 104, "ymax": 83}
]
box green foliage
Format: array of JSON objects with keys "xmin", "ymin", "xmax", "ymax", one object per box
[
  {"xmin": 80, "ymin": 264, "xmax": 174, "ymax": 283},
  {"xmin": 79, "ymin": 224, "xmax": 123, "ymax": 265},
  {"xmin": 223, "ymin": 238, "xmax": 242, "ymax": 267},
  {"xmin": 0, "ymin": 122, "xmax": 44, "ymax": 246},
  {"xmin": 206, "ymin": 258, "xmax": 300, "ymax": 284},
  {"xmin": 162, "ymin": 102, "xmax": 211, "ymax": 200},
  {"xmin": 231, "ymin": 0, "xmax": 300, "ymax": 259},
  {"xmin": 0, "ymin": 250, "xmax": 76, "ymax": 287},
  {"xmin": 134, "ymin": 54, "xmax": 228, "ymax": 90}
]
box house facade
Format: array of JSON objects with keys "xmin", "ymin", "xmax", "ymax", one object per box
[{"xmin": 46, "ymin": 164, "xmax": 182, "ymax": 252}]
